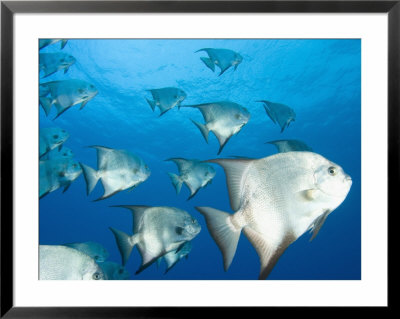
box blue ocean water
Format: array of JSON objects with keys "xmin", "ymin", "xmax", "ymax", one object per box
[{"xmin": 39, "ymin": 39, "xmax": 361, "ymax": 280}]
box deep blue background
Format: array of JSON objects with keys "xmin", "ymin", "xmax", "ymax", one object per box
[{"xmin": 39, "ymin": 39, "xmax": 361, "ymax": 280}]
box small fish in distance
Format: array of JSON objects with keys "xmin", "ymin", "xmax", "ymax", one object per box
[
  {"xmin": 80, "ymin": 146, "xmax": 151, "ymax": 201},
  {"xmin": 39, "ymin": 245, "xmax": 104, "ymax": 280},
  {"xmin": 146, "ymin": 87, "xmax": 187, "ymax": 116},
  {"xmin": 99, "ymin": 261, "xmax": 131, "ymax": 280},
  {"xmin": 166, "ymin": 158, "xmax": 216, "ymax": 200},
  {"xmin": 39, "ymin": 157, "xmax": 82, "ymax": 199},
  {"xmin": 39, "ymin": 79, "xmax": 98, "ymax": 119},
  {"xmin": 39, "ymin": 127, "xmax": 69, "ymax": 159},
  {"xmin": 158, "ymin": 240, "xmax": 192, "ymax": 274},
  {"xmin": 196, "ymin": 48, "xmax": 243, "ymax": 76},
  {"xmin": 267, "ymin": 139, "xmax": 312, "ymax": 153},
  {"xmin": 39, "ymin": 52, "xmax": 76, "ymax": 78},
  {"xmin": 257, "ymin": 100, "xmax": 296, "ymax": 133},
  {"xmin": 39, "ymin": 39, "xmax": 68, "ymax": 50},
  {"xmin": 63, "ymin": 241, "xmax": 110, "ymax": 263},
  {"xmin": 109, "ymin": 205, "xmax": 201, "ymax": 275},
  {"xmin": 196, "ymin": 151, "xmax": 352, "ymax": 280},
  {"xmin": 182, "ymin": 101, "xmax": 250, "ymax": 155}
]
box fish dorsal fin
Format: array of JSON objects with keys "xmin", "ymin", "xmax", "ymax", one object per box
[
  {"xmin": 89, "ymin": 145, "xmax": 113, "ymax": 169},
  {"xmin": 115, "ymin": 205, "xmax": 150, "ymax": 232},
  {"xmin": 243, "ymin": 227, "xmax": 291, "ymax": 280},
  {"xmin": 308, "ymin": 210, "xmax": 330, "ymax": 241},
  {"xmin": 206, "ymin": 158, "xmax": 253, "ymax": 211},
  {"xmin": 166, "ymin": 158, "xmax": 193, "ymax": 173}
]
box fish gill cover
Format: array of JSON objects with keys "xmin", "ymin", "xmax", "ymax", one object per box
[{"xmin": 39, "ymin": 39, "xmax": 361, "ymax": 280}]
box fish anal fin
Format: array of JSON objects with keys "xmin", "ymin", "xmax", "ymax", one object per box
[
  {"xmin": 205, "ymin": 158, "xmax": 253, "ymax": 212},
  {"xmin": 191, "ymin": 119, "xmax": 209, "ymax": 143},
  {"xmin": 308, "ymin": 210, "xmax": 330, "ymax": 241},
  {"xmin": 200, "ymin": 57, "xmax": 215, "ymax": 72},
  {"xmin": 243, "ymin": 227, "xmax": 291, "ymax": 280}
]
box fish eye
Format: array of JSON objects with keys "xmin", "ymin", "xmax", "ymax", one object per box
[
  {"xmin": 89, "ymin": 85, "xmax": 95, "ymax": 88},
  {"xmin": 78, "ymin": 88, "xmax": 85, "ymax": 94},
  {"xmin": 235, "ymin": 114, "xmax": 241, "ymax": 119},
  {"xmin": 328, "ymin": 166, "xmax": 337, "ymax": 176},
  {"xmin": 94, "ymin": 256, "xmax": 99, "ymax": 261},
  {"xmin": 72, "ymin": 164, "xmax": 77, "ymax": 168},
  {"xmin": 92, "ymin": 272, "xmax": 101, "ymax": 280},
  {"xmin": 118, "ymin": 269, "xmax": 124, "ymax": 274},
  {"xmin": 60, "ymin": 58, "xmax": 65, "ymax": 62},
  {"xmin": 53, "ymin": 134, "xmax": 59, "ymax": 139},
  {"xmin": 175, "ymin": 226, "xmax": 184, "ymax": 235}
]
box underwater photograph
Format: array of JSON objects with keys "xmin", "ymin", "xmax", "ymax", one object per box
[{"xmin": 38, "ymin": 38, "xmax": 361, "ymax": 280}]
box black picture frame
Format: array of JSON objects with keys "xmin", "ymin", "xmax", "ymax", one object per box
[{"xmin": 1, "ymin": 1, "xmax": 394, "ymax": 317}]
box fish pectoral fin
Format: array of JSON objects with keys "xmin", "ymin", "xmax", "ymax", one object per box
[
  {"xmin": 296, "ymin": 189, "xmax": 321, "ymax": 202},
  {"xmin": 308, "ymin": 210, "xmax": 331, "ymax": 241},
  {"xmin": 243, "ymin": 227, "xmax": 290, "ymax": 280},
  {"xmin": 79, "ymin": 100, "xmax": 89, "ymax": 110},
  {"xmin": 195, "ymin": 206, "xmax": 241, "ymax": 271}
]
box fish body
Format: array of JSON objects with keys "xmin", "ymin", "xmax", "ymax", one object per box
[
  {"xmin": 258, "ymin": 100, "xmax": 296, "ymax": 133},
  {"xmin": 196, "ymin": 151, "xmax": 352, "ymax": 279},
  {"xmin": 63, "ymin": 241, "xmax": 110, "ymax": 262},
  {"xmin": 183, "ymin": 101, "xmax": 250, "ymax": 154},
  {"xmin": 39, "ymin": 245, "xmax": 104, "ymax": 280},
  {"xmin": 99, "ymin": 261, "xmax": 131, "ymax": 280},
  {"xmin": 39, "ymin": 158, "xmax": 82, "ymax": 199},
  {"xmin": 39, "ymin": 39, "xmax": 68, "ymax": 50},
  {"xmin": 39, "ymin": 52, "xmax": 76, "ymax": 78},
  {"xmin": 39, "ymin": 127, "xmax": 69, "ymax": 158},
  {"xmin": 43, "ymin": 146, "xmax": 74, "ymax": 160},
  {"xmin": 167, "ymin": 158, "xmax": 216, "ymax": 199},
  {"xmin": 39, "ymin": 79, "xmax": 98, "ymax": 118},
  {"xmin": 109, "ymin": 205, "xmax": 201, "ymax": 274},
  {"xmin": 146, "ymin": 87, "xmax": 187, "ymax": 116},
  {"xmin": 161, "ymin": 241, "xmax": 192, "ymax": 274},
  {"xmin": 267, "ymin": 139, "xmax": 312, "ymax": 153},
  {"xmin": 196, "ymin": 48, "xmax": 243, "ymax": 76},
  {"xmin": 80, "ymin": 146, "xmax": 151, "ymax": 201}
]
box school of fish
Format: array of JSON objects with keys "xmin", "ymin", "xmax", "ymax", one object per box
[{"xmin": 39, "ymin": 40, "xmax": 352, "ymax": 280}]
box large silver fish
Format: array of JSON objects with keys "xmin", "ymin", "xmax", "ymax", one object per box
[
  {"xmin": 39, "ymin": 158, "xmax": 82, "ymax": 199},
  {"xmin": 63, "ymin": 241, "xmax": 110, "ymax": 263},
  {"xmin": 196, "ymin": 151, "xmax": 352, "ymax": 280},
  {"xmin": 39, "ymin": 39, "xmax": 68, "ymax": 50},
  {"xmin": 39, "ymin": 127, "xmax": 69, "ymax": 159},
  {"xmin": 159, "ymin": 240, "xmax": 192, "ymax": 274},
  {"xmin": 196, "ymin": 48, "xmax": 243, "ymax": 76},
  {"xmin": 80, "ymin": 146, "xmax": 151, "ymax": 201},
  {"xmin": 39, "ymin": 52, "xmax": 76, "ymax": 78},
  {"xmin": 167, "ymin": 158, "xmax": 216, "ymax": 200},
  {"xmin": 99, "ymin": 261, "xmax": 131, "ymax": 280},
  {"xmin": 39, "ymin": 79, "xmax": 98, "ymax": 118},
  {"xmin": 146, "ymin": 87, "xmax": 187, "ymax": 116},
  {"xmin": 267, "ymin": 139, "xmax": 312, "ymax": 153},
  {"xmin": 109, "ymin": 205, "xmax": 201, "ymax": 274},
  {"xmin": 183, "ymin": 101, "xmax": 250, "ymax": 154},
  {"xmin": 39, "ymin": 245, "xmax": 104, "ymax": 280},
  {"xmin": 258, "ymin": 100, "xmax": 296, "ymax": 133}
]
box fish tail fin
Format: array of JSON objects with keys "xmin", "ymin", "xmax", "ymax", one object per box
[
  {"xmin": 168, "ymin": 173, "xmax": 183, "ymax": 194},
  {"xmin": 191, "ymin": 119, "xmax": 209, "ymax": 143},
  {"xmin": 200, "ymin": 57, "xmax": 215, "ymax": 72},
  {"xmin": 109, "ymin": 227, "xmax": 139, "ymax": 266},
  {"xmin": 195, "ymin": 206, "xmax": 241, "ymax": 271},
  {"xmin": 39, "ymin": 97, "xmax": 53, "ymax": 116},
  {"xmin": 145, "ymin": 98, "xmax": 156, "ymax": 112},
  {"xmin": 79, "ymin": 162, "xmax": 100, "ymax": 195}
]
